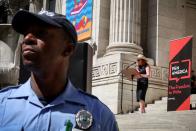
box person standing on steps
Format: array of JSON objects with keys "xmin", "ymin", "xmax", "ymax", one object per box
[{"xmin": 136, "ymin": 54, "xmax": 150, "ymax": 113}]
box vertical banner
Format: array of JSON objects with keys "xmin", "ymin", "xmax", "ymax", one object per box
[
  {"xmin": 66, "ymin": 0, "xmax": 93, "ymax": 41},
  {"xmin": 167, "ymin": 36, "xmax": 192, "ymax": 111}
]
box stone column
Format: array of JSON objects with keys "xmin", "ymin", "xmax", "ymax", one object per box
[
  {"xmin": 55, "ymin": 0, "xmax": 63, "ymax": 14},
  {"xmin": 29, "ymin": 0, "xmax": 42, "ymax": 13},
  {"xmin": 106, "ymin": 0, "xmax": 142, "ymax": 55}
]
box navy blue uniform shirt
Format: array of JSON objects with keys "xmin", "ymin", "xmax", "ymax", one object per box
[{"xmin": 0, "ymin": 79, "xmax": 118, "ymax": 131}]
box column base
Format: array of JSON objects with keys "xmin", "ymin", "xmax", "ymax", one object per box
[{"xmin": 105, "ymin": 42, "xmax": 143, "ymax": 56}]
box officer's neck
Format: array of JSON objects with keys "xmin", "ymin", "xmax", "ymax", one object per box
[{"xmin": 30, "ymin": 70, "xmax": 68, "ymax": 102}]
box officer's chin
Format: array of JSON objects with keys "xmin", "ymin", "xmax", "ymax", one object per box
[{"xmin": 23, "ymin": 60, "xmax": 40, "ymax": 72}]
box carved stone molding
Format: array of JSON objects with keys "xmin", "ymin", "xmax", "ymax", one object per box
[
  {"xmin": 150, "ymin": 66, "xmax": 168, "ymax": 82},
  {"xmin": 150, "ymin": 66, "xmax": 162, "ymax": 80},
  {"xmin": 92, "ymin": 62, "xmax": 118, "ymax": 80},
  {"xmin": 93, "ymin": 62, "xmax": 169, "ymax": 83},
  {"xmin": 109, "ymin": 63, "xmax": 118, "ymax": 75}
]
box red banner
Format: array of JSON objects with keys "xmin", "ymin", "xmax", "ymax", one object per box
[{"xmin": 167, "ymin": 36, "xmax": 192, "ymax": 111}]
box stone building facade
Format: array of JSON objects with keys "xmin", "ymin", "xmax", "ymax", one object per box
[
  {"xmin": 91, "ymin": 0, "xmax": 196, "ymax": 114},
  {"xmin": 0, "ymin": 0, "xmax": 196, "ymax": 114}
]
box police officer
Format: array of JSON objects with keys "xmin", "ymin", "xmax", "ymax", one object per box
[{"xmin": 0, "ymin": 10, "xmax": 118, "ymax": 131}]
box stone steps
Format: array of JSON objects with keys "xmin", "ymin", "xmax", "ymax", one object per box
[
  {"xmin": 116, "ymin": 111, "xmax": 196, "ymax": 130},
  {"xmin": 154, "ymin": 100, "xmax": 167, "ymax": 104},
  {"xmin": 118, "ymin": 129, "xmax": 189, "ymax": 131},
  {"xmin": 191, "ymin": 95, "xmax": 196, "ymax": 102},
  {"xmin": 116, "ymin": 94, "xmax": 196, "ymax": 131},
  {"xmin": 135, "ymin": 94, "xmax": 196, "ymax": 112}
]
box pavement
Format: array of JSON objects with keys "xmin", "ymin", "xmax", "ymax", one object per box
[{"xmin": 116, "ymin": 95, "xmax": 196, "ymax": 131}]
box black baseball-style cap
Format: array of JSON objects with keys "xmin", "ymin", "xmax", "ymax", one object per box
[{"xmin": 12, "ymin": 10, "xmax": 78, "ymax": 45}]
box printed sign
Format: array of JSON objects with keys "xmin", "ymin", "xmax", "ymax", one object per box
[
  {"xmin": 66, "ymin": 0, "xmax": 93, "ymax": 41},
  {"xmin": 167, "ymin": 36, "xmax": 192, "ymax": 111}
]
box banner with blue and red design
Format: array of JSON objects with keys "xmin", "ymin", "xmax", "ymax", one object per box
[{"xmin": 66, "ymin": 0, "xmax": 93, "ymax": 41}]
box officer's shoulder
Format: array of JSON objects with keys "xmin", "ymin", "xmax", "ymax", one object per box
[
  {"xmin": 0, "ymin": 84, "xmax": 21, "ymax": 92},
  {"xmin": 78, "ymin": 89, "xmax": 98, "ymax": 100},
  {"xmin": 78, "ymin": 89, "xmax": 112, "ymax": 112},
  {"xmin": 0, "ymin": 85, "xmax": 20, "ymax": 95}
]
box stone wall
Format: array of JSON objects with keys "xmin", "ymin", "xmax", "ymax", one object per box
[
  {"xmin": 185, "ymin": 0, "xmax": 196, "ymax": 71},
  {"xmin": 147, "ymin": 0, "xmax": 196, "ymax": 70},
  {"xmin": 0, "ymin": 25, "xmax": 20, "ymax": 87},
  {"xmin": 157, "ymin": 0, "xmax": 186, "ymax": 67},
  {"xmin": 146, "ymin": 0, "xmax": 158, "ymax": 64}
]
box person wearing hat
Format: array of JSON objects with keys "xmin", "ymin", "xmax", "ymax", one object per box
[
  {"xmin": 0, "ymin": 10, "xmax": 118, "ymax": 131},
  {"xmin": 136, "ymin": 54, "xmax": 150, "ymax": 113}
]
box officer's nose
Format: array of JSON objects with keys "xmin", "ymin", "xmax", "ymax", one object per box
[{"xmin": 22, "ymin": 33, "xmax": 37, "ymax": 45}]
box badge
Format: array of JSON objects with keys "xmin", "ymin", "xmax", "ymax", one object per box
[{"xmin": 75, "ymin": 109, "xmax": 93, "ymax": 130}]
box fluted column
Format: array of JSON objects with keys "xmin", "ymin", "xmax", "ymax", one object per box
[
  {"xmin": 106, "ymin": 0, "xmax": 142, "ymax": 55},
  {"xmin": 55, "ymin": 0, "xmax": 63, "ymax": 14},
  {"xmin": 29, "ymin": 0, "xmax": 42, "ymax": 13}
]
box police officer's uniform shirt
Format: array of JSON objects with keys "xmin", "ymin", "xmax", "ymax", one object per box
[{"xmin": 0, "ymin": 79, "xmax": 118, "ymax": 131}]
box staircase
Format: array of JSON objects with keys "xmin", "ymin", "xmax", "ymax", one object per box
[{"xmin": 116, "ymin": 95, "xmax": 196, "ymax": 131}]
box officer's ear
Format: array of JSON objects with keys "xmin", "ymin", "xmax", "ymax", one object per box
[{"xmin": 63, "ymin": 42, "xmax": 75, "ymax": 57}]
